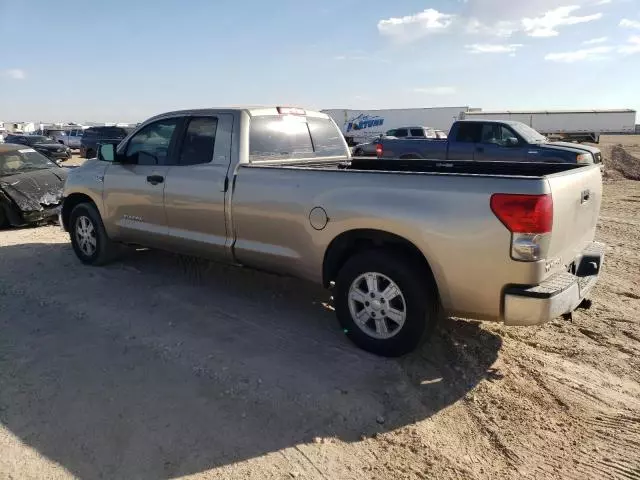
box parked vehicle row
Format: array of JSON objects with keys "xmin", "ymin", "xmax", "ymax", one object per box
[
  {"xmin": 59, "ymin": 107, "xmax": 605, "ymax": 357},
  {"xmin": 355, "ymin": 119, "xmax": 603, "ymax": 165}
]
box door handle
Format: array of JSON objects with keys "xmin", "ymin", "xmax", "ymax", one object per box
[{"xmin": 146, "ymin": 175, "xmax": 164, "ymax": 185}]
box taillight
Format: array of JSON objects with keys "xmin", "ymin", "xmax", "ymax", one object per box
[
  {"xmin": 490, "ymin": 194, "xmax": 553, "ymax": 262},
  {"xmin": 490, "ymin": 194, "xmax": 553, "ymax": 233},
  {"xmin": 375, "ymin": 143, "xmax": 383, "ymax": 158}
]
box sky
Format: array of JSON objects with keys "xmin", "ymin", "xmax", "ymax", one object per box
[{"xmin": 0, "ymin": 0, "xmax": 639, "ymax": 123}]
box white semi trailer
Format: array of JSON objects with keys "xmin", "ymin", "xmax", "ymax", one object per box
[
  {"xmin": 463, "ymin": 109, "xmax": 637, "ymax": 143},
  {"xmin": 322, "ymin": 107, "xmax": 469, "ymax": 145}
]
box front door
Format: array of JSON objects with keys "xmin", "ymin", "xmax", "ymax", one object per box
[
  {"xmin": 162, "ymin": 114, "xmax": 234, "ymax": 261},
  {"xmin": 102, "ymin": 117, "xmax": 182, "ymax": 247}
]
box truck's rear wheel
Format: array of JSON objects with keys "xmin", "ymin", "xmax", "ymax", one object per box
[
  {"xmin": 69, "ymin": 203, "xmax": 118, "ymax": 265},
  {"xmin": 334, "ymin": 250, "xmax": 439, "ymax": 357}
]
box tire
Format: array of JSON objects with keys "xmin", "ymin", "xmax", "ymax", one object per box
[
  {"xmin": 354, "ymin": 149, "xmax": 362, "ymax": 156},
  {"xmin": 69, "ymin": 203, "xmax": 117, "ymax": 265},
  {"xmin": 334, "ymin": 249, "xmax": 440, "ymax": 357},
  {"xmin": 85, "ymin": 149, "xmax": 95, "ymax": 159}
]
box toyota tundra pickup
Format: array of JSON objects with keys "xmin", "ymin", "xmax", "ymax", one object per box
[
  {"xmin": 366, "ymin": 119, "xmax": 603, "ymax": 165},
  {"xmin": 60, "ymin": 107, "xmax": 605, "ymax": 357}
]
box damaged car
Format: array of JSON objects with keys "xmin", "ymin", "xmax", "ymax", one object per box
[{"xmin": 0, "ymin": 144, "xmax": 67, "ymax": 228}]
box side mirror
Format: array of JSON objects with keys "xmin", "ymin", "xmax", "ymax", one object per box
[
  {"xmin": 506, "ymin": 137, "xmax": 519, "ymax": 147},
  {"xmin": 98, "ymin": 143, "xmax": 116, "ymax": 162}
]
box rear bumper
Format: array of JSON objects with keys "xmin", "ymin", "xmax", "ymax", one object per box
[{"xmin": 503, "ymin": 241, "xmax": 605, "ymax": 326}]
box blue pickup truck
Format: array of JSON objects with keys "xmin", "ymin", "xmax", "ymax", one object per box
[{"xmin": 367, "ymin": 119, "xmax": 603, "ymax": 164}]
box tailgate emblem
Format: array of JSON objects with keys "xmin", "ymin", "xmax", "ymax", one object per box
[{"xmin": 581, "ymin": 189, "xmax": 591, "ymax": 204}]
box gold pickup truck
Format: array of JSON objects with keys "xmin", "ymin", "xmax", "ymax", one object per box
[{"xmin": 60, "ymin": 107, "xmax": 605, "ymax": 356}]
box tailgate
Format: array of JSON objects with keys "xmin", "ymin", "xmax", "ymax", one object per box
[{"xmin": 546, "ymin": 164, "xmax": 602, "ymax": 275}]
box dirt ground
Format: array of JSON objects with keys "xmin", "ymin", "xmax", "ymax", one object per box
[{"xmin": 1, "ymin": 144, "xmax": 639, "ymax": 479}]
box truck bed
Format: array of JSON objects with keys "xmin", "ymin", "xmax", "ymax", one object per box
[{"xmin": 254, "ymin": 158, "xmax": 585, "ymax": 178}]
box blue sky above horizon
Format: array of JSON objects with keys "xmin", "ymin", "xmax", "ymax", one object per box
[{"xmin": 1, "ymin": 0, "xmax": 639, "ymax": 123}]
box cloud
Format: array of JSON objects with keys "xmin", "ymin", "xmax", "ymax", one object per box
[
  {"xmin": 522, "ymin": 6, "xmax": 603, "ymax": 37},
  {"xmin": 544, "ymin": 45, "xmax": 613, "ymax": 62},
  {"xmin": 595, "ymin": 0, "xmax": 611, "ymax": 4},
  {"xmin": 413, "ymin": 86, "xmax": 457, "ymax": 95},
  {"xmin": 2, "ymin": 69, "xmax": 26, "ymax": 80},
  {"xmin": 465, "ymin": 43, "xmax": 524, "ymax": 54},
  {"xmin": 618, "ymin": 35, "xmax": 640, "ymax": 54},
  {"xmin": 583, "ymin": 36, "xmax": 608, "ymax": 44},
  {"xmin": 465, "ymin": 19, "xmax": 519, "ymax": 37},
  {"xmin": 620, "ymin": 19, "xmax": 640, "ymax": 29},
  {"xmin": 377, "ymin": 8, "xmax": 456, "ymax": 42}
]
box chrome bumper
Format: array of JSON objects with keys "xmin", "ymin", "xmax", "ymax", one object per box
[{"xmin": 503, "ymin": 242, "xmax": 605, "ymax": 326}]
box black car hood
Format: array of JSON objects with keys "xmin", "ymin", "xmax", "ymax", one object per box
[{"xmin": 0, "ymin": 167, "xmax": 67, "ymax": 212}]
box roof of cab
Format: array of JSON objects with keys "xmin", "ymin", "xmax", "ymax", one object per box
[{"xmin": 147, "ymin": 107, "xmax": 329, "ymax": 121}]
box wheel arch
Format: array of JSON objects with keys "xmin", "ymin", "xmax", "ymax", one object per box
[
  {"xmin": 61, "ymin": 193, "xmax": 97, "ymax": 231},
  {"xmin": 322, "ymin": 229, "xmax": 438, "ymax": 292}
]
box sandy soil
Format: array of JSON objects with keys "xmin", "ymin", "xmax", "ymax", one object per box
[{"xmin": 1, "ymin": 154, "xmax": 639, "ymax": 479}]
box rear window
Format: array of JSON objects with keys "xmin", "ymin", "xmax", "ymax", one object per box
[
  {"xmin": 97, "ymin": 127, "xmax": 128, "ymax": 139},
  {"xmin": 249, "ymin": 115, "xmax": 346, "ymax": 161}
]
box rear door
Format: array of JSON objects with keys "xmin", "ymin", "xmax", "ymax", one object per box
[
  {"xmin": 545, "ymin": 165, "xmax": 603, "ymax": 277},
  {"xmin": 448, "ymin": 122, "xmax": 480, "ymax": 160},
  {"xmin": 102, "ymin": 117, "xmax": 182, "ymax": 246},
  {"xmin": 162, "ymin": 114, "xmax": 234, "ymax": 261},
  {"xmin": 474, "ymin": 123, "xmax": 526, "ymax": 161}
]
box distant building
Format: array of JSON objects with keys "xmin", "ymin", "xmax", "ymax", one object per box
[{"xmin": 2, "ymin": 122, "xmax": 36, "ymax": 133}]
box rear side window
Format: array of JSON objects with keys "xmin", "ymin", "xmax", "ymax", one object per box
[
  {"xmin": 249, "ymin": 115, "xmax": 346, "ymax": 161},
  {"xmin": 307, "ymin": 118, "xmax": 345, "ymax": 157},
  {"xmin": 179, "ymin": 117, "xmax": 218, "ymax": 165},
  {"xmin": 394, "ymin": 129, "xmax": 408, "ymax": 138},
  {"xmin": 455, "ymin": 123, "xmax": 482, "ymax": 143},
  {"xmin": 410, "ymin": 128, "xmax": 424, "ymax": 137}
]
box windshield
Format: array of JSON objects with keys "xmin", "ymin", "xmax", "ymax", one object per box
[
  {"xmin": 509, "ymin": 122, "xmax": 547, "ymax": 143},
  {"xmin": 0, "ymin": 149, "xmax": 57, "ymax": 174}
]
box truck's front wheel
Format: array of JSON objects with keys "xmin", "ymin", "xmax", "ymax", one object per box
[
  {"xmin": 69, "ymin": 203, "xmax": 118, "ymax": 266},
  {"xmin": 335, "ymin": 250, "xmax": 439, "ymax": 357}
]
